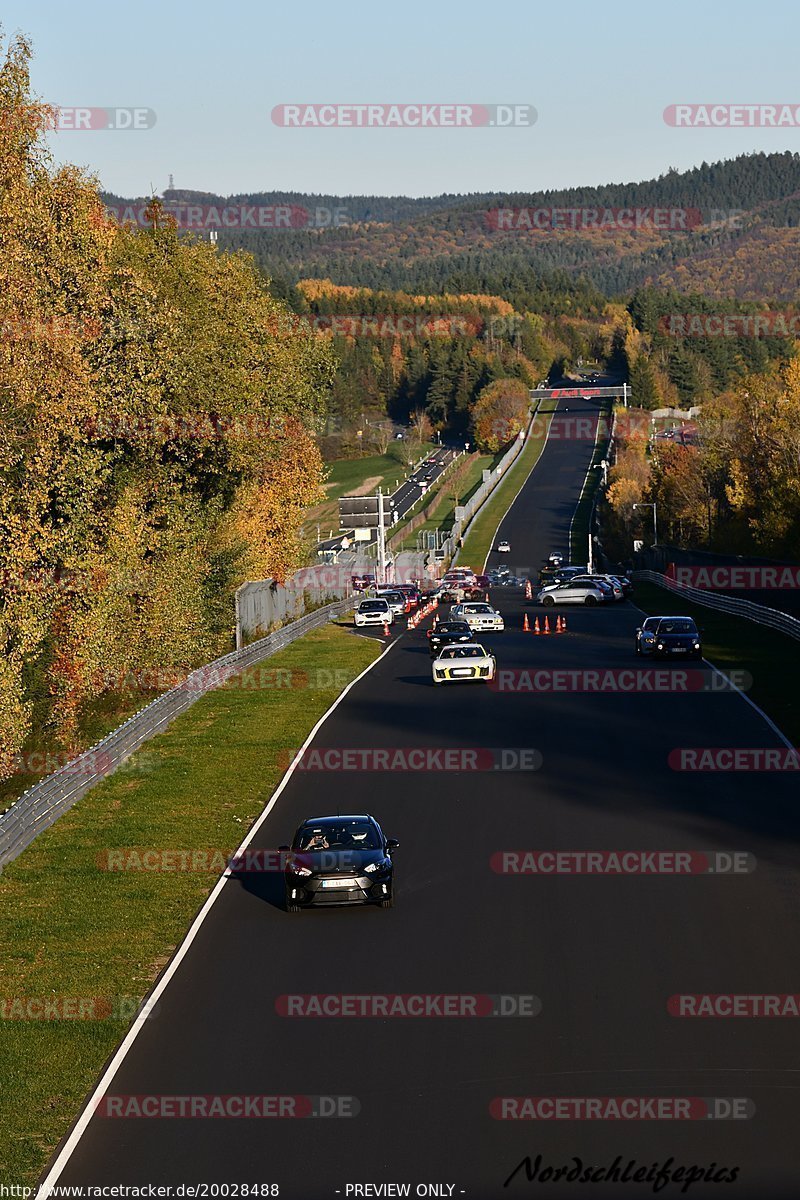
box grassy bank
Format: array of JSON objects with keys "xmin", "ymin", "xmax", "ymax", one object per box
[
  {"xmin": 633, "ymin": 580, "xmax": 800, "ymax": 744},
  {"xmin": 304, "ymin": 445, "xmax": 434, "ymax": 542},
  {"xmin": 0, "ymin": 621, "xmax": 381, "ymax": 1184},
  {"xmin": 458, "ymin": 401, "xmax": 558, "ymax": 570}
]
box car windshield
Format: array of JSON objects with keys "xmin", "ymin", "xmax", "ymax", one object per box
[
  {"xmin": 294, "ymin": 822, "xmax": 382, "ymax": 851},
  {"xmin": 437, "ymin": 622, "xmax": 470, "ymax": 634},
  {"xmin": 360, "ymin": 601, "xmax": 388, "ymax": 612},
  {"xmin": 440, "ymin": 646, "xmax": 484, "ymax": 659},
  {"xmin": 381, "ymin": 592, "xmax": 403, "ymax": 602},
  {"xmin": 466, "ymin": 605, "xmax": 492, "ymax": 613},
  {"xmin": 659, "ymin": 619, "xmax": 697, "ymax": 635}
]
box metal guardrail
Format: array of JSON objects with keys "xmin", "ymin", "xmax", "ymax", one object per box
[
  {"xmin": 0, "ymin": 597, "xmax": 354, "ymax": 872},
  {"xmin": 632, "ymin": 570, "xmax": 800, "ymax": 642}
]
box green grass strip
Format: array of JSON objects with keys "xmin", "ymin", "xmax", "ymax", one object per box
[
  {"xmin": 458, "ymin": 401, "xmax": 558, "ymax": 570},
  {"xmin": 0, "ymin": 622, "xmax": 381, "ymax": 1184}
]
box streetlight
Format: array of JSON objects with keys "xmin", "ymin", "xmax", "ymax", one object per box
[{"xmin": 633, "ymin": 502, "xmax": 658, "ymax": 545}]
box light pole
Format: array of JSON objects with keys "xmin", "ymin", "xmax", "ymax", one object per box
[{"xmin": 633, "ymin": 502, "xmax": 658, "ymax": 545}]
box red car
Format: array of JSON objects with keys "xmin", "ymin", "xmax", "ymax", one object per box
[{"xmin": 351, "ymin": 573, "xmax": 376, "ymax": 593}]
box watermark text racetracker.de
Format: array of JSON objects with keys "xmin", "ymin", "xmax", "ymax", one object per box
[
  {"xmin": 95, "ymin": 1094, "xmax": 358, "ymax": 1118},
  {"xmin": 486, "ymin": 207, "xmax": 704, "ymax": 232},
  {"xmin": 669, "ymin": 993, "xmax": 800, "ymax": 1017},
  {"xmin": 490, "ymin": 668, "xmax": 752, "ymax": 694},
  {"xmin": 276, "ymin": 993, "xmax": 540, "ymax": 1017},
  {"xmin": 492, "ymin": 1096, "xmax": 753, "ymax": 1120},
  {"xmin": 0, "ymin": 995, "xmax": 158, "ymax": 1021},
  {"xmin": 669, "ymin": 748, "xmax": 800, "ymax": 771},
  {"xmin": 105, "ymin": 203, "xmax": 348, "ymax": 231},
  {"xmin": 271, "ymin": 103, "xmax": 536, "ymax": 128},
  {"xmin": 660, "ymin": 312, "xmax": 800, "ymax": 338},
  {"xmin": 491, "ymin": 850, "xmax": 755, "ymax": 875},
  {"xmin": 664, "ymin": 102, "xmax": 800, "ymax": 127},
  {"xmin": 276, "ymin": 747, "xmax": 542, "ymax": 772},
  {"xmin": 45, "ymin": 106, "xmax": 156, "ymax": 130},
  {"xmin": 667, "ymin": 564, "xmax": 800, "ymax": 590}
]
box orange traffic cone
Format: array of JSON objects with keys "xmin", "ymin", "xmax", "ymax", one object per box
[
  {"xmin": 383, "ymin": 622, "xmax": 391, "ymax": 638},
  {"xmin": 525, "ymin": 580, "xmax": 532, "ymax": 600},
  {"xmin": 544, "ymin": 615, "xmax": 551, "ymax": 635},
  {"xmin": 523, "ymin": 613, "xmax": 531, "ymax": 633},
  {"xmin": 533, "ymin": 616, "xmax": 540, "ymax": 635},
  {"xmin": 485, "ymin": 592, "xmax": 490, "ymax": 602},
  {"xmin": 555, "ymin": 615, "xmax": 562, "ymax": 633}
]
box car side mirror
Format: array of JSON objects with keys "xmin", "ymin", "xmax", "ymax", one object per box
[
  {"xmin": 635, "ymin": 628, "xmax": 642, "ymax": 635},
  {"xmin": 386, "ymin": 838, "xmax": 400, "ymax": 851}
]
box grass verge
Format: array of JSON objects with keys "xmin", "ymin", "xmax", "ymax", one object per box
[
  {"xmin": 304, "ymin": 445, "xmax": 434, "ymax": 542},
  {"xmin": 458, "ymin": 401, "xmax": 558, "ymax": 570},
  {"xmin": 0, "ymin": 621, "xmax": 381, "ymax": 1184},
  {"xmin": 633, "ymin": 580, "xmax": 800, "ymax": 744}
]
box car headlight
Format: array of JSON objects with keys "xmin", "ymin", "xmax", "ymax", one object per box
[
  {"xmin": 364, "ymin": 860, "xmax": 389, "ymax": 874},
  {"xmin": 657, "ymin": 643, "xmax": 664, "ymax": 650},
  {"xmin": 289, "ymin": 863, "xmax": 312, "ymax": 877},
  {"xmin": 693, "ymin": 642, "xmax": 701, "ymax": 649}
]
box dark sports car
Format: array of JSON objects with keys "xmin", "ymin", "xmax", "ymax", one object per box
[
  {"xmin": 427, "ymin": 620, "xmax": 473, "ymax": 657},
  {"xmin": 636, "ymin": 615, "xmax": 703, "ymax": 659},
  {"xmin": 281, "ymin": 814, "xmax": 399, "ymax": 911}
]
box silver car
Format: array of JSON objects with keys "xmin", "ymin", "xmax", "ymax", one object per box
[
  {"xmin": 450, "ymin": 602, "xmax": 505, "ymax": 632},
  {"xmin": 569, "ymin": 574, "xmax": 624, "ymax": 601},
  {"xmin": 375, "ymin": 589, "xmax": 408, "ymax": 617}
]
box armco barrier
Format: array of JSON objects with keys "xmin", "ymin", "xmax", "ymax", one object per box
[
  {"xmin": 0, "ymin": 598, "xmax": 354, "ymax": 872},
  {"xmin": 632, "ymin": 570, "xmax": 800, "ymax": 642}
]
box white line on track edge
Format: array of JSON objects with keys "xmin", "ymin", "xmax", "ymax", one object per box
[{"xmin": 38, "ymin": 634, "xmax": 398, "ymax": 1196}]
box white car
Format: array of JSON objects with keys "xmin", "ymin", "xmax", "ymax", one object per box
[
  {"xmin": 537, "ymin": 580, "xmax": 607, "ymax": 606},
  {"xmin": 432, "ymin": 643, "xmax": 497, "ymax": 685},
  {"xmin": 497, "ymin": 540, "xmax": 511, "ymax": 553},
  {"xmin": 548, "ymin": 552, "xmax": 564, "ymax": 566},
  {"xmin": 450, "ymin": 602, "xmax": 504, "ymax": 632},
  {"xmin": 354, "ymin": 598, "xmax": 393, "ymax": 627},
  {"xmin": 443, "ymin": 568, "xmax": 476, "ymax": 585}
]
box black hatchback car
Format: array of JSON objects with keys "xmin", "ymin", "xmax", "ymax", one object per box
[
  {"xmin": 635, "ymin": 615, "xmax": 702, "ymax": 659},
  {"xmin": 281, "ymin": 814, "xmax": 399, "ymax": 911},
  {"xmin": 427, "ymin": 620, "xmax": 473, "ymax": 657}
]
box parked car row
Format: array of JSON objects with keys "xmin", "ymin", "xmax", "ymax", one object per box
[{"xmin": 534, "ymin": 565, "xmax": 633, "ymax": 606}]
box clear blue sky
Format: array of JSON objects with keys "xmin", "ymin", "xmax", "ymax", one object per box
[{"xmin": 5, "ymin": 0, "xmax": 800, "ymax": 198}]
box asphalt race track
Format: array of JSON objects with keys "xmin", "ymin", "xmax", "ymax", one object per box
[{"xmin": 47, "ymin": 395, "xmax": 800, "ymax": 1199}]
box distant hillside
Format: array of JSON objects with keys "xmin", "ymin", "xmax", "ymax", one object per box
[{"xmin": 102, "ymin": 152, "xmax": 800, "ymax": 302}]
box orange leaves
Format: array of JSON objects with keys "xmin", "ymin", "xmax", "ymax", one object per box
[{"xmin": 471, "ymin": 379, "xmax": 530, "ymax": 453}]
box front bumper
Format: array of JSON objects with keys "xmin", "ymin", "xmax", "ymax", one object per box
[
  {"xmin": 285, "ymin": 873, "xmax": 392, "ymax": 907},
  {"xmin": 432, "ymin": 667, "xmax": 495, "ymax": 684}
]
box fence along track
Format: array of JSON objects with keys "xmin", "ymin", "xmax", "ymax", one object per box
[
  {"xmin": 632, "ymin": 570, "xmax": 800, "ymax": 642},
  {"xmin": 0, "ymin": 598, "xmax": 353, "ymax": 871}
]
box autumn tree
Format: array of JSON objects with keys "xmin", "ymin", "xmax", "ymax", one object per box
[{"xmin": 470, "ymin": 379, "xmax": 530, "ymax": 452}]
